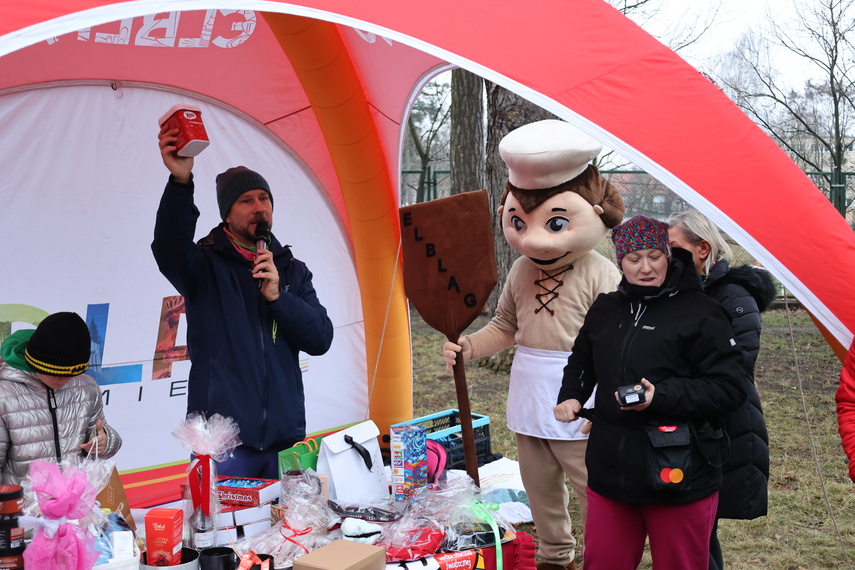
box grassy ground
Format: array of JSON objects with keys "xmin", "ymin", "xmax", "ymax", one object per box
[{"xmin": 410, "ymin": 302, "xmax": 855, "ymax": 569}]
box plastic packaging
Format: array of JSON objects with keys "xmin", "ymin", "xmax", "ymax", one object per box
[
  {"xmin": 19, "ymin": 461, "xmax": 100, "ymax": 570},
  {"xmin": 172, "ymin": 413, "xmax": 242, "ymax": 550},
  {"xmin": 378, "ymin": 475, "xmax": 515, "ymax": 561},
  {"xmin": 158, "ymin": 104, "xmax": 210, "ymax": 157},
  {"xmin": 236, "ymin": 470, "xmax": 336, "ymax": 568}
]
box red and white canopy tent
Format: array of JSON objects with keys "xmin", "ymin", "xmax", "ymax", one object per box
[{"xmin": 1, "ymin": 1, "xmax": 852, "ymax": 506}]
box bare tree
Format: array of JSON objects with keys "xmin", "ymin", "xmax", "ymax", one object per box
[
  {"xmin": 450, "ymin": 69, "xmax": 484, "ymax": 196},
  {"xmin": 477, "ymin": 0, "xmax": 721, "ymax": 314},
  {"xmin": 483, "ymin": 87, "xmax": 557, "ymax": 314},
  {"xmin": 401, "ymin": 78, "xmax": 451, "ymax": 205},
  {"xmin": 713, "ymin": 0, "xmax": 855, "ymax": 215},
  {"xmin": 611, "ymin": 0, "xmax": 721, "ymax": 53},
  {"xmin": 406, "ymin": 0, "xmax": 723, "ymax": 315}
]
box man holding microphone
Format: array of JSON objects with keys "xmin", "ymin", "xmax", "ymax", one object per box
[{"xmin": 152, "ymin": 123, "xmax": 334, "ymax": 479}]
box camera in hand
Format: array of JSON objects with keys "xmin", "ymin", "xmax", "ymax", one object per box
[{"xmin": 618, "ymin": 383, "xmax": 646, "ymax": 406}]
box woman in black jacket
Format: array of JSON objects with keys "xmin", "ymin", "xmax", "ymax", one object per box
[
  {"xmin": 669, "ymin": 209, "xmax": 775, "ymax": 570},
  {"xmin": 554, "ymin": 215, "xmax": 747, "ymax": 570}
]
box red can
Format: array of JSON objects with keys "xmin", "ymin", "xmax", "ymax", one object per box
[
  {"xmin": 158, "ymin": 104, "xmax": 210, "ymax": 157},
  {"xmin": 0, "ymin": 487, "xmax": 22, "ymax": 523}
]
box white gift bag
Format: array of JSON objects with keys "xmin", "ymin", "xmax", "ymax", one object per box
[{"xmin": 316, "ymin": 420, "xmax": 389, "ymax": 503}]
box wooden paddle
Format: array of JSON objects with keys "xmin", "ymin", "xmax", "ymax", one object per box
[{"xmin": 400, "ymin": 190, "xmax": 498, "ymax": 485}]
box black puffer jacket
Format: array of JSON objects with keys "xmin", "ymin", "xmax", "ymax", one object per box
[
  {"xmin": 704, "ymin": 260, "xmax": 775, "ymax": 520},
  {"xmin": 558, "ymin": 248, "xmax": 747, "ymax": 505}
]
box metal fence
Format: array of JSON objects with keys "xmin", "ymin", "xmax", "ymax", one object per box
[
  {"xmin": 401, "ymin": 168, "xmax": 451, "ymax": 205},
  {"xmin": 805, "ymin": 171, "xmax": 854, "ymax": 218},
  {"xmin": 398, "ymin": 167, "xmax": 851, "ymax": 268},
  {"xmin": 600, "ymin": 169, "xmax": 855, "ymax": 267},
  {"xmin": 600, "ymin": 170, "xmax": 759, "ymax": 265}
]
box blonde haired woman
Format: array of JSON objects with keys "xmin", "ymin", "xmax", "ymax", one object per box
[{"xmin": 669, "ymin": 209, "xmax": 776, "ymax": 570}]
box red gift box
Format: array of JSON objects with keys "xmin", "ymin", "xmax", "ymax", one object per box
[
  {"xmin": 216, "ymin": 477, "xmax": 280, "ymax": 507},
  {"xmin": 144, "ymin": 507, "xmax": 183, "ymax": 566}
]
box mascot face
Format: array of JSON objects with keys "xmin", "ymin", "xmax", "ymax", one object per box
[{"xmin": 500, "ymin": 190, "xmax": 609, "ymax": 272}]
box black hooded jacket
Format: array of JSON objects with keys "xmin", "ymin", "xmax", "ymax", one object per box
[
  {"xmin": 704, "ymin": 260, "xmax": 775, "ymax": 520},
  {"xmin": 558, "ymin": 248, "xmax": 747, "ymax": 505}
]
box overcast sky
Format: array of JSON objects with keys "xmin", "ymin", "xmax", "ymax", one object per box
[
  {"xmin": 682, "ymin": 0, "xmax": 770, "ymax": 64},
  {"xmin": 639, "ymin": 0, "xmax": 814, "ymax": 87}
]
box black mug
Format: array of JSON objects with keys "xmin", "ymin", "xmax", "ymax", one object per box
[{"xmin": 199, "ymin": 546, "xmax": 239, "ymax": 570}]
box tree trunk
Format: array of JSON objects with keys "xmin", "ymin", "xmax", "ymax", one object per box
[
  {"xmin": 450, "ymin": 69, "xmax": 485, "ymax": 196},
  {"xmin": 485, "ymin": 83, "xmax": 557, "ymax": 314}
]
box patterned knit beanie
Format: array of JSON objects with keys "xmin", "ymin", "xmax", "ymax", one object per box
[
  {"xmin": 215, "ymin": 166, "xmax": 272, "ymax": 221},
  {"xmin": 611, "ymin": 215, "xmax": 671, "ymax": 269},
  {"xmin": 25, "ymin": 312, "xmax": 91, "ymax": 377}
]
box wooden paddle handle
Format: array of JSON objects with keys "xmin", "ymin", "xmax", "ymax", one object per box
[{"xmin": 452, "ymin": 353, "xmax": 480, "ymax": 486}]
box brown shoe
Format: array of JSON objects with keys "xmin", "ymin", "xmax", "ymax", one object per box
[{"xmin": 535, "ymin": 562, "xmax": 577, "ymax": 570}]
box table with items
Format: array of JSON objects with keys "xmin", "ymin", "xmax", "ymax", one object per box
[{"xmin": 5, "ymin": 410, "xmax": 536, "ymax": 570}]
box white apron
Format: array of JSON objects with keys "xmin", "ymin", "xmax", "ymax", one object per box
[{"xmin": 507, "ymin": 345, "xmax": 594, "ymax": 440}]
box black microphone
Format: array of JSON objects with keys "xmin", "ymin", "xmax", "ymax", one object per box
[{"xmin": 254, "ymin": 221, "xmax": 270, "ymax": 290}]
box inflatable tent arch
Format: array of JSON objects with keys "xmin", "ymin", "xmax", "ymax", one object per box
[{"xmin": 1, "ymin": 1, "xmax": 854, "ymax": 506}]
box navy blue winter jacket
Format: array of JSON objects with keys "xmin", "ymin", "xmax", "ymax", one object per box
[{"xmin": 151, "ymin": 175, "xmax": 334, "ymax": 451}]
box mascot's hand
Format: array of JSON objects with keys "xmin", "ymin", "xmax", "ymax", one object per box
[{"xmin": 443, "ymin": 337, "xmax": 471, "ymax": 370}]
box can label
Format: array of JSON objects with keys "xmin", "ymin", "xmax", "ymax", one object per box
[
  {"xmin": 0, "ymin": 545, "xmax": 23, "ymax": 570},
  {"xmin": 0, "ymin": 524, "xmax": 23, "ymax": 550},
  {"xmin": 0, "ymin": 555, "xmax": 24, "ymax": 570}
]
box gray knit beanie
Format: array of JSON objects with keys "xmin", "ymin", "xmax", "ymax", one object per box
[{"xmin": 215, "ymin": 166, "xmax": 273, "ymax": 221}]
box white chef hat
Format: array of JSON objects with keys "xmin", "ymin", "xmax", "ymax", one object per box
[{"xmin": 499, "ymin": 119, "xmax": 603, "ymax": 189}]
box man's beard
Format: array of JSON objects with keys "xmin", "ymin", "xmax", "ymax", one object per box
[{"xmin": 231, "ymin": 218, "xmax": 270, "ymax": 245}]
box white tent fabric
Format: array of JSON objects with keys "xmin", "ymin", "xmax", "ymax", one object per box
[{"xmin": 0, "ymin": 84, "xmax": 366, "ymax": 473}]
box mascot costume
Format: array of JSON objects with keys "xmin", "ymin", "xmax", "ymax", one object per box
[{"xmin": 443, "ymin": 120, "xmax": 624, "ymax": 570}]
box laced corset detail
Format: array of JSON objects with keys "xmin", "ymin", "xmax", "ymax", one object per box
[{"xmin": 534, "ymin": 265, "xmax": 573, "ymax": 315}]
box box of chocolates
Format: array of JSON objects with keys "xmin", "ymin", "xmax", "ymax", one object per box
[
  {"xmin": 144, "ymin": 507, "xmax": 183, "ymax": 566},
  {"xmin": 216, "ymin": 477, "xmax": 280, "ymax": 507}
]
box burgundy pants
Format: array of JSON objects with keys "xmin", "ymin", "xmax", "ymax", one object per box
[{"xmin": 583, "ymin": 488, "xmax": 718, "ymax": 570}]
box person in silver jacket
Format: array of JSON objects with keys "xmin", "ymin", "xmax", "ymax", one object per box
[{"xmin": 0, "ymin": 312, "xmax": 121, "ymax": 485}]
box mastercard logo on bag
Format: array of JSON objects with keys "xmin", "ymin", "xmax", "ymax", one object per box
[{"xmin": 660, "ymin": 467, "xmax": 685, "ymax": 484}]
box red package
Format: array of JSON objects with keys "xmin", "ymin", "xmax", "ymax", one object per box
[
  {"xmin": 481, "ymin": 531, "xmax": 536, "ymax": 570},
  {"xmin": 216, "ymin": 477, "xmax": 279, "ymax": 506},
  {"xmin": 237, "ymin": 550, "xmax": 271, "ymax": 570},
  {"xmin": 384, "ymin": 527, "xmax": 446, "ymax": 562},
  {"xmin": 144, "ymin": 508, "xmax": 183, "ymax": 566}
]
